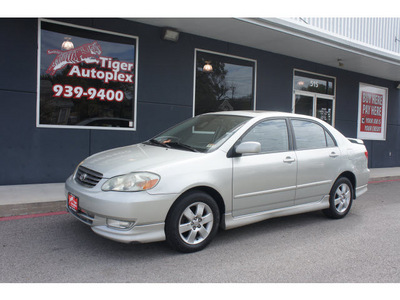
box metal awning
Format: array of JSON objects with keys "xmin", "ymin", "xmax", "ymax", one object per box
[{"xmin": 129, "ymin": 17, "xmax": 400, "ymax": 82}]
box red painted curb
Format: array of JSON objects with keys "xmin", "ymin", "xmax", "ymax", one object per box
[
  {"xmin": 368, "ymin": 179, "xmax": 400, "ymax": 184},
  {"xmin": 0, "ymin": 210, "xmax": 68, "ymax": 222}
]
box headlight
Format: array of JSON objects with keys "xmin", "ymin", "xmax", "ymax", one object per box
[{"xmin": 102, "ymin": 172, "xmax": 160, "ymax": 192}]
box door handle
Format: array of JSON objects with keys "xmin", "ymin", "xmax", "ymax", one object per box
[
  {"xmin": 283, "ymin": 156, "xmax": 295, "ymax": 163},
  {"xmin": 329, "ymin": 152, "xmax": 339, "ymax": 158}
]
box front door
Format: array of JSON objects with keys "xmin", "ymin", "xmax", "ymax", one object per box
[{"xmin": 232, "ymin": 119, "xmax": 297, "ymax": 217}]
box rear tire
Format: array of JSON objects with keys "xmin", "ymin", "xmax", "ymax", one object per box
[
  {"xmin": 323, "ymin": 177, "xmax": 353, "ymax": 219},
  {"xmin": 165, "ymin": 191, "xmax": 220, "ymax": 253}
]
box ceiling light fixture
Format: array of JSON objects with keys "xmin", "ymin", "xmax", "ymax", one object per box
[
  {"xmin": 203, "ymin": 61, "xmax": 213, "ymax": 72},
  {"xmin": 61, "ymin": 37, "xmax": 74, "ymax": 51}
]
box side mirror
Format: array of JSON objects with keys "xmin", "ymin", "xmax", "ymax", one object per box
[{"xmin": 235, "ymin": 141, "xmax": 261, "ymax": 155}]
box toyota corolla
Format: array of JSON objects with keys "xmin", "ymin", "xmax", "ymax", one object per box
[{"xmin": 65, "ymin": 111, "xmax": 369, "ymax": 252}]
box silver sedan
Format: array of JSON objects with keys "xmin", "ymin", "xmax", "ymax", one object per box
[{"xmin": 65, "ymin": 111, "xmax": 369, "ymax": 252}]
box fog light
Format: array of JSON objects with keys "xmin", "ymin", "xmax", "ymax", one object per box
[{"xmin": 106, "ymin": 218, "xmax": 134, "ymax": 230}]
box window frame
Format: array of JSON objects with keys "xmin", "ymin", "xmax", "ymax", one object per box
[
  {"xmin": 193, "ymin": 49, "xmax": 257, "ymax": 117},
  {"xmin": 234, "ymin": 118, "xmax": 293, "ymax": 155},
  {"xmin": 289, "ymin": 118, "xmax": 338, "ymax": 151},
  {"xmin": 230, "ymin": 117, "xmax": 338, "ymax": 157},
  {"xmin": 292, "ymin": 69, "xmax": 336, "ymax": 126}
]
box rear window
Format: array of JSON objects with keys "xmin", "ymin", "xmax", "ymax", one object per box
[{"xmin": 291, "ymin": 119, "xmax": 336, "ymax": 150}]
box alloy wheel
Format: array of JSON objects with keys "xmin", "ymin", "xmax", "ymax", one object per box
[
  {"xmin": 178, "ymin": 202, "xmax": 214, "ymax": 245},
  {"xmin": 333, "ymin": 183, "xmax": 351, "ymax": 213}
]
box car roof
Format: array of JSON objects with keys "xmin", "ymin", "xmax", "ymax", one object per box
[{"xmin": 205, "ymin": 110, "xmax": 313, "ymax": 120}]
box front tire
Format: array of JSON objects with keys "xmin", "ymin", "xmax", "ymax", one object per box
[
  {"xmin": 323, "ymin": 177, "xmax": 353, "ymax": 219},
  {"xmin": 165, "ymin": 191, "xmax": 220, "ymax": 253}
]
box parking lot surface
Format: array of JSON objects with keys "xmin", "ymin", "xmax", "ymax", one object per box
[{"xmin": 0, "ymin": 180, "xmax": 399, "ymax": 283}]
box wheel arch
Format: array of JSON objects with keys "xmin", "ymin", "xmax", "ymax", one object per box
[
  {"xmin": 164, "ymin": 186, "xmax": 225, "ymax": 252},
  {"xmin": 166, "ymin": 186, "xmax": 226, "ymax": 221}
]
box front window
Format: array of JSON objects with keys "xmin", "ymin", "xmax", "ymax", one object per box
[
  {"xmin": 147, "ymin": 114, "xmax": 250, "ymax": 153},
  {"xmin": 241, "ymin": 119, "xmax": 289, "ymax": 153}
]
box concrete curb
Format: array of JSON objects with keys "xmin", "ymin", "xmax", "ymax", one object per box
[
  {"xmin": 0, "ymin": 183, "xmax": 65, "ymax": 218},
  {"xmin": 0, "ymin": 201, "xmax": 66, "ymax": 218}
]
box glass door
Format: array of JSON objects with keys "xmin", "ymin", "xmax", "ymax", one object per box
[
  {"xmin": 293, "ymin": 69, "xmax": 336, "ymax": 126},
  {"xmin": 316, "ymin": 97, "xmax": 334, "ymax": 125},
  {"xmin": 294, "ymin": 94, "xmax": 314, "ymax": 116}
]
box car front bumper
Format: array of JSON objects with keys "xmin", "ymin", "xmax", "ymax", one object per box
[{"xmin": 65, "ymin": 175, "xmax": 178, "ymax": 244}]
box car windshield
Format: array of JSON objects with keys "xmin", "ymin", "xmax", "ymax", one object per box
[{"xmin": 146, "ymin": 114, "xmax": 251, "ymax": 153}]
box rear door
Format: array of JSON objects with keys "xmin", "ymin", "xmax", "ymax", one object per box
[
  {"xmin": 232, "ymin": 119, "xmax": 297, "ymax": 217},
  {"xmin": 290, "ymin": 118, "xmax": 342, "ymax": 205}
]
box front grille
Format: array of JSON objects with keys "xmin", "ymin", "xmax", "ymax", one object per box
[{"xmin": 76, "ymin": 165, "xmax": 103, "ymax": 187}]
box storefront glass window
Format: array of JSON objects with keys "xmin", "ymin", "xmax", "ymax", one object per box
[
  {"xmin": 294, "ymin": 73, "xmax": 334, "ymax": 95},
  {"xmin": 37, "ymin": 20, "xmax": 137, "ymax": 130},
  {"xmin": 194, "ymin": 50, "xmax": 256, "ymax": 116}
]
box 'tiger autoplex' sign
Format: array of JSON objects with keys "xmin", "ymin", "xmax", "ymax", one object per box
[
  {"xmin": 47, "ymin": 42, "xmax": 134, "ymax": 84},
  {"xmin": 37, "ymin": 20, "xmax": 138, "ymax": 130},
  {"xmin": 357, "ymin": 83, "xmax": 388, "ymax": 141}
]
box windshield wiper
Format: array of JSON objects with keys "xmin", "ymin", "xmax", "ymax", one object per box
[
  {"xmin": 167, "ymin": 141, "xmax": 199, "ymax": 152},
  {"xmin": 147, "ymin": 139, "xmax": 171, "ymax": 148},
  {"xmin": 147, "ymin": 139, "xmax": 199, "ymax": 152}
]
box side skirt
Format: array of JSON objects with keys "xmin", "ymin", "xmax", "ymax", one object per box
[
  {"xmin": 355, "ymin": 184, "xmax": 368, "ymax": 199},
  {"xmin": 222, "ymin": 195, "xmax": 330, "ymax": 230}
]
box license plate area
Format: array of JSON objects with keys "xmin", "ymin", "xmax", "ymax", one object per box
[{"xmin": 68, "ymin": 193, "xmax": 79, "ymax": 212}]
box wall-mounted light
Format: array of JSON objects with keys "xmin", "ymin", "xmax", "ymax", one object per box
[
  {"xmin": 203, "ymin": 61, "xmax": 213, "ymax": 72},
  {"xmin": 337, "ymin": 58, "xmax": 344, "ymax": 67},
  {"xmin": 161, "ymin": 28, "xmax": 180, "ymax": 42},
  {"xmin": 61, "ymin": 37, "xmax": 74, "ymax": 51},
  {"xmin": 396, "ymin": 82, "xmax": 400, "ymax": 89}
]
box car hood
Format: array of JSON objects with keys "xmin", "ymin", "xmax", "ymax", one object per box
[{"xmin": 81, "ymin": 143, "xmax": 203, "ymax": 178}]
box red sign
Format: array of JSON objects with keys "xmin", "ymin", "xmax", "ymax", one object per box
[
  {"xmin": 360, "ymin": 91, "xmax": 383, "ymax": 133},
  {"xmin": 68, "ymin": 193, "xmax": 79, "ymax": 211}
]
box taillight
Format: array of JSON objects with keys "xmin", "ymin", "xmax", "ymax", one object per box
[{"xmin": 365, "ymin": 151, "xmax": 368, "ymax": 159}]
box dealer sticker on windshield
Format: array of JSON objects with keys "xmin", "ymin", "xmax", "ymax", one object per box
[{"xmin": 68, "ymin": 193, "xmax": 79, "ymax": 212}]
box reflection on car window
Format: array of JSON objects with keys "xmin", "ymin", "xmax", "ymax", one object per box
[
  {"xmin": 326, "ymin": 131, "xmax": 336, "ymax": 147},
  {"xmin": 149, "ymin": 115, "xmax": 250, "ymax": 153},
  {"xmin": 241, "ymin": 119, "xmax": 289, "ymax": 153},
  {"xmin": 292, "ymin": 119, "xmax": 332, "ymax": 150}
]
